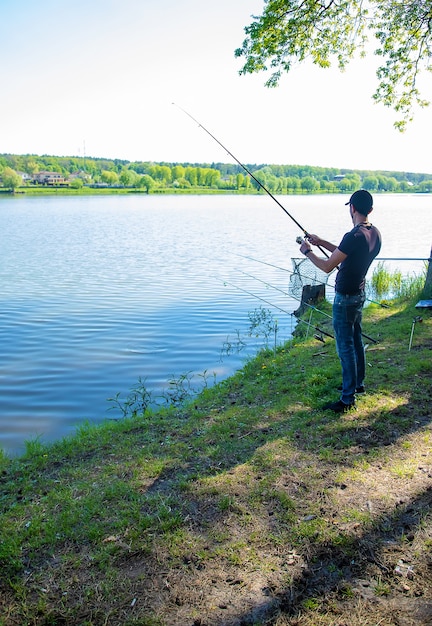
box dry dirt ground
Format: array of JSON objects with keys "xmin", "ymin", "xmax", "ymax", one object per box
[{"xmin": 114, "ymin": 428, "xmax": 432, "ymax": 626}]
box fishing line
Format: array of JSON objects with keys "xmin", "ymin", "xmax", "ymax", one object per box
[
  {"xmin": 233, "ymin": 252, "xmax": 337, "ymax": 298},
  {"xmin": 234, "ymin": 251, "xmax": 389, "ymax": 309},
  {"xmin": 293, "ymin": 317, "xmax": 335, "ymax": 341},
  {"xmin": 234, "ymin": 252, "xmax": 293, "ymax": 274},
  {"xmin": 237, "ymin": 268, "xmax": 332, "ymax": 319},
  {"xmin": 236, "ymin": 268, "xmax": 378, "ymax": 344},
  {"xmin": 217, "ymin": 276, "xmax": 335, "ymax": 340},
  {"xmin": 218, "ymin": 277, "xmax": 292, "ymax": 317},
  {"xmin": 173, "ymin": 102, "xmax": 331, "ymax": 257},
  {"xmin": 233, "ymin": 252, "xmax": 336, "ymax": 293}
]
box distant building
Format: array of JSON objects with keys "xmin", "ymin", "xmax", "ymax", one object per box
[
  {"xmin": 17, "ymin": 171, "xmax": 32, "ymax": 182},
  {"xmin": 32, "ymin": 171, "xmax": 68, "ymax": 185}
]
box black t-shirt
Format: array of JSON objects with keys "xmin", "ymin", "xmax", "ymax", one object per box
[{"xmin": 335, "ymin": 223, "xmax": 382, "ymax": 294}]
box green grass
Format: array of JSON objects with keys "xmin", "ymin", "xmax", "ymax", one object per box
[{"xmin": 0, "ymin": 286, "xmax": 431, "ymax": 625}]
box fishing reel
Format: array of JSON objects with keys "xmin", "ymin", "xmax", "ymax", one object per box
[{"xmin": 296, "ymin": 236, "xmax": 305, "ymax": 245}]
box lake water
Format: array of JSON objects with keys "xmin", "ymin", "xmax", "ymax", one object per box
[{"xmin": 1, "ymin": 193, "xmax": 431, "ymax": 456}]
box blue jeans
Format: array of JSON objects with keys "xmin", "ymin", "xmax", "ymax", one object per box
[{"xmin": 333, "ymin": 292, "xmax": 366, "ymax": 405}]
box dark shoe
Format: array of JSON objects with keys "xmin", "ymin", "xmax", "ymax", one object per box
[
  {"xmin": 337, "ymin": 384, "xmax": 365, "ymax": 394},
  {"xmin": 322, "ymin": 399, "xmax": 355, "ymax": 413}
]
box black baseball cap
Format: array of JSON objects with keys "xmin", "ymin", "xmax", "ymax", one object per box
[{"xmin": 345, "ymin": 189, "xmax": 373, "ymax": 214}]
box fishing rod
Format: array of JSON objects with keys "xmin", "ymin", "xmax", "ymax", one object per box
[
  {"xmin": 173, "ymin": 103, "xmax": 331, "ymax": 257},
  {"xmin": 219, "ymin": 277, "xmax": 335, "ymax": 341},
  {"xmin": 234, "ymin": 251, "xmax": 389, "ymax": 309},
  {"xmin": 172, "ymin": 104, "xmax": 307, "ymax": 232},
  {"xmin": 173, "ymin": 104, "xmax": 389, "ymax": 311},
  {"xmin": 237, "ymin": 268, "xmax": 378, "ymax": 344}
]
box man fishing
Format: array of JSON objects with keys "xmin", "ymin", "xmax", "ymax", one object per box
[{"xmin": 298, "ymin": 189, "xmax": 382, "ymax": 413}]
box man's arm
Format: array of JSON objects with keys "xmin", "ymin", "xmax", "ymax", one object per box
[{"xmin": 299, "ymin": 238, "xmax": 346, "ymax": 273}]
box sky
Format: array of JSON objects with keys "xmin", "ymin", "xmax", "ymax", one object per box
[{"xmin": 1, "ymin": 0, "xmax": 431, "ymax": 174}]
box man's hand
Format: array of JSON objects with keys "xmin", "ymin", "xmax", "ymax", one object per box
[
  {"xmin": 306, "ymin": 234, "xmax": 322, "ymax": 246},
  {"xmin": 299, "ymin": 240, "xmax": 312, "ymax": 256}
]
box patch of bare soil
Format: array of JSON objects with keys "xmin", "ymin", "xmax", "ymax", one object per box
[{"xmin": 113, "ymin": 428, "xmax": 432, "ymax": 626}]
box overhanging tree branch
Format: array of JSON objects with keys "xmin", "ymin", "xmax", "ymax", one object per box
[{"xmin": 235, "ymin": 0, "xmax": 432, "ymax": 130}]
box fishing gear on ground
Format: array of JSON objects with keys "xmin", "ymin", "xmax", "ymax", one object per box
[
  {"xmin": 235, "ymin": 268, "xmax": 378, "ymax": 345},
  {"xmin": 218, "ymin": 276, "xmax": 339, "ymax": 347}
]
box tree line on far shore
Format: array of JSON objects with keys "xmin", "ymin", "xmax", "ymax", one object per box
[{"xmin": 1, "ymin": 153, "xmax": 432, "ymax": 194}]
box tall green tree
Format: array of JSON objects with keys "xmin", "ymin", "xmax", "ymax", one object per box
[
  {"xmin": 363, "ymin": 175, "xmax": 379, "ymax": 191},
  {"xmin": 172, "ymin": 165, "xmax": 185, "ymax": 180},
  {"xmin": 2, "ymin": 167, "xmax": 22, "ymax": 191},
  {"xmin": 138, "ymin": 174, "xmax": 156, "ymax": 193},
  {"xmin": 301, "ymin": 176, "xmax": 319, "ymax": 193},
  {"xmin": 185, "ymin": 167, "xmax": 198, "ymax": 186},
  {"xmin": 119, "ymin": 168, "xmax": 139, "ymax": 187},
  {"xmin": 235, "ymin": 1, "xmax": 432, "ymax": 129},
  {"xmin": 203, "ymin": 168, "xmax": 221, "ymax": 187},
  {"xmin": 101, "ymin": 170, "xmax": 119, "ymax": 185},
  {"xmin": 149, "ymin": 165, "xmax": 172, "ymax": 185}
]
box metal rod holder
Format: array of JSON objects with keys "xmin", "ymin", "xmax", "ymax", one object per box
[{"xmin": 408, "ymin": 316, "xmax": 423, "ymax": 351}]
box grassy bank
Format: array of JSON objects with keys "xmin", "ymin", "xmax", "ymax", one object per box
[
  {"xmin": 0, "ymin": 186, "xmax": 256, "ymax": 197},
  {"xmin": 1, "ymin": 186, "xmax": 413, "ymax": 198},
  {"xmin": 0, "ymin": 292, "xmax": 431, "ymax": 625},
  {"xmin": 0, "ymin": 187, "xmax": 140, "ymax": 197}
]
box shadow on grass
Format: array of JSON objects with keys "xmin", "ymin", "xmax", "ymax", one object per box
[{"xmin": 237, "ymin": 485, "xmax": 432, "ymax": 625}]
